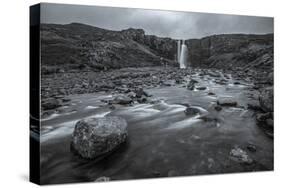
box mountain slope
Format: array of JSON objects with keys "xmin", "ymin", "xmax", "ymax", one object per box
[
  {"xmin": 40, "ymin": 23, "xmax": 273, "ymax": 79},
  {"xmin": 41, "ymin": 23, "xmax": 176, "ymax": 74}
]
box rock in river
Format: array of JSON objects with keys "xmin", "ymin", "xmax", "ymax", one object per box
[
  {"xmin": 256, "ymin": 112, "xmax": 273, "ymax": 129},
  {"xmin": 214, "ymin": 105, "xmax": 222, "ymax": 111},
  {"xmin": 184, "ymin": 107, "xmax": 201, "ymax": 116},
  {"xmin": 247, "ymin": 143, "xmax": 257, "ymax": 152},
  {"xmin": 259, "ymin": 86, "xmax": 273, "ymax": 112},
  {"xmin": 111, "ymin": 95, "xmax": 133, "ymax": 105},
  {"xmin": 95, "ymin": 176, "xmax": 111, "ymax": 182},
  {"xmin": 229, "ymin": 147, "xmax": 253, "ymax": 164},
  {"xmin": 187, "ymin": 79, "xmax": 198, "ymax": 90},
  {"xmin": 196, "ymin": 86, "xmax": 207, "ymax": 90},
  {"xmin": 217, "ymin": 97, "xmax": 237, "ymax": 106},
  {"xmin": 41, "ymin": 98, "xmax": 62, "ymax": 110},
  {"xmin": 135, "ymin": 88, "xmax": 151, "ymax": 98},
  {"xmin": 208, "ymin": 92, "xmax": 216, "ymax": 96},
  {"xmin": 71, "ymin": 116, "xmax": 128, "ymax": 159},
  {"xmin": 127, "ymin": 91, "xmax": 136, "ymax": 99}
]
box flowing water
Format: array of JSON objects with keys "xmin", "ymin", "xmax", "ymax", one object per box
[
  {"xmin": 39, "ymin": 71, "xmax": 273, "ymax": 184},
  {"xmin": 179, "ymin": 42, "xmax": 187, "ymax": 69}
]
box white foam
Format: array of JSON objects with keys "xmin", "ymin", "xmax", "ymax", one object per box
[
  {"xmin": 190, "ymin": 106, "xmax": 209, "ymax": 114},
  {"xmin": 165, "ymin": 114, "xmax": 202, "ymax": 130},
  {"xmin": 40, "ymin": 119, "xmax": 78, "ymax": 143},
  {"xmin": 41, "ymin": 110, "xmax": 77, "ymax": 122},
  {"xmin": 41, "ymin": 113, "xmax": 60, "ymax": 121},
  {"xmin": 41, "ymin": 111, "xmax": 111, "ymax": 143},
  {"xmin": 161, "ymin": 105, "xmax": 186, "ymax": 115},
  {"xmin": 91, "ymin": 111, "xmax": 111, "ymax": 118},
  {"xmin": 64, "ymin": 111, "xmax": 77, "ymax": 115},
  {"xmin": 85, "ymin": 105, "xmax": 98, "ymax": 110}
]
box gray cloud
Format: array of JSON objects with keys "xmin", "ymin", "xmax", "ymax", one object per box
[{"xmin": 41, "ymin": 3, "xmax": 273, "ymax": 39}]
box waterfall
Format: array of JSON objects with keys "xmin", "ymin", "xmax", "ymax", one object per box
[
  {"xmin": 177, "ymin": 40, "xmax": 181, "ymax": 62},
  {"xmin": 179, "ymin": 40, "xmax": 187, "ymax": 69}
]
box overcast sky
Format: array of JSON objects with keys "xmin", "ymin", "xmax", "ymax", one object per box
[{"xmin": 41, "ymin": 3, "xmax": 273, "ymax": 39}]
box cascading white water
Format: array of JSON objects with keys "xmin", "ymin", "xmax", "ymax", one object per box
[
  {"xmin": 179, "ymin": 40, "xmax": 187, "ymax": 69},
  {"xmin": 177, "ymin": 40, "xmax": 181, "ymax": 62}
]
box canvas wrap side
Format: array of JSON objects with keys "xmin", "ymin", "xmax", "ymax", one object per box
[{"xmin": 30, "ymin": 3, "xmax": 41, "ymax": 185}]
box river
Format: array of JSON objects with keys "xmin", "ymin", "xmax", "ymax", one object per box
[{"xmin": 39, "ymin": 70, "xmax": 273, "ymax": 184}]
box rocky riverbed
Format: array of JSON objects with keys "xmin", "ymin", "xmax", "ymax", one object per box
[{"xmin": 38, "ymin": 66, "xmax": 273, "ymax": 184}]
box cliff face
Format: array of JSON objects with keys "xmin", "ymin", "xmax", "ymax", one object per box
[
  {"xmin": 41, "ymin": 23, "xmax": 273, "ymax": 75},
  {"xmin": 186, "ymin": 34, "xmax": 273, "ymax": 72},
  {"xmin": 121, "ymin": 28, "xmax": 177, "ymax": 60}
]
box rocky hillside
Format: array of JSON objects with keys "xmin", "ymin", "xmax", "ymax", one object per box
[
  {"xmin": 41, "ymin": 23, "xmax": 273, "ymax": 77},
  {"xmin": 41, "ymin": 23, "xmax": 177, "ymax": 74},
  {"xmin": 187, "ymin": 34, "xmax": 273, "ymax": 71}
]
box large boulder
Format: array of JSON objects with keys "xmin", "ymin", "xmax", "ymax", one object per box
[
  {"xmin": 71, "ymin": 116, "xmax": 128, "ymax": 159},
  {"xmin": 259, "ymin": 86, "xmax": 273, "ymax": 112}
]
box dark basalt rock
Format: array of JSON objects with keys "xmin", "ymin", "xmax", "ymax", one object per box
[
  {"xmin": 208, "ymin": 71, "xmax": 221, "ymax": 78},
  {"xmin": 127, "ymin": 91, "xmax": 137, "ymax": 99},
  {"xmin": 214, "ymin": 105, "xmax": 222, "ymax": 111},
  {"xmin": 217, "ymin": 97, "xmax": 237, "ymax": 107},
  {"xmin": 233, "ymin": 81, "xmax": 241, "ymax": 85},
  {"xmin": 266, "ymin": 118, "xmax": 273, "ymax": 128},
  {"xmin": 247, "ymin": 144, "xmax": 257, "ymax": 152},
  {"xmin": 259, "ymin": 86, "xmax": 273, "ymax": 112},
  {"xmin": 229, "ymin": 147, "xmax": 253, "ymax": 165},
  {"xmin": 256, "ymin": 112, "xmax": 271, "ymax": 122},
  {"xmin": 41, "ymin": 98, "xmax": 62, "ymax": 110},
  {"xmin": 196, "ymin": 86, "xmax": 207, "ymax": 90},
  {"xmin": 247, "ymin": 101, "xmax": 262, "ymax": 111},
  {"xmin": 62, "ymin": 98, "xmax": 71, "ymax": 103},
  {"xmin": 95, "ymin": 176, "xmax": 111, "ymax": 182},
  {"xmin": 256, "ymin": 112, "xmax": 273, "ymax": 128},
  {"xmin": 135, "ymin": 88, "xmax": 151, "ymax": 98},
  {"xmin": 187, "ymin": 79, "xmax": 198, "ymax": 90},
  {"xmin": 184, "ymin": 107, "xmax": 200, "ymax": 116},
  {"xmin": 71, "ymin": 116, "xmax": 128, "ymax": 159},
  {"xmin": 111, "ymin": 95, "xmax": 133, "ymax": 105},
  {"xmin": 162, "ymin": 81, "xmax": 173, "ymax": 87},
  {"xmin": 137, "ymin": 96, "xmax": 147, "ymax": 104},
  {"xmin": 208, "ymin": 92, "xmax": 216, "ymax": 96},
  {"xmin": 255, "ymin": 111, "xmax": 273, "ymax": 138}
]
